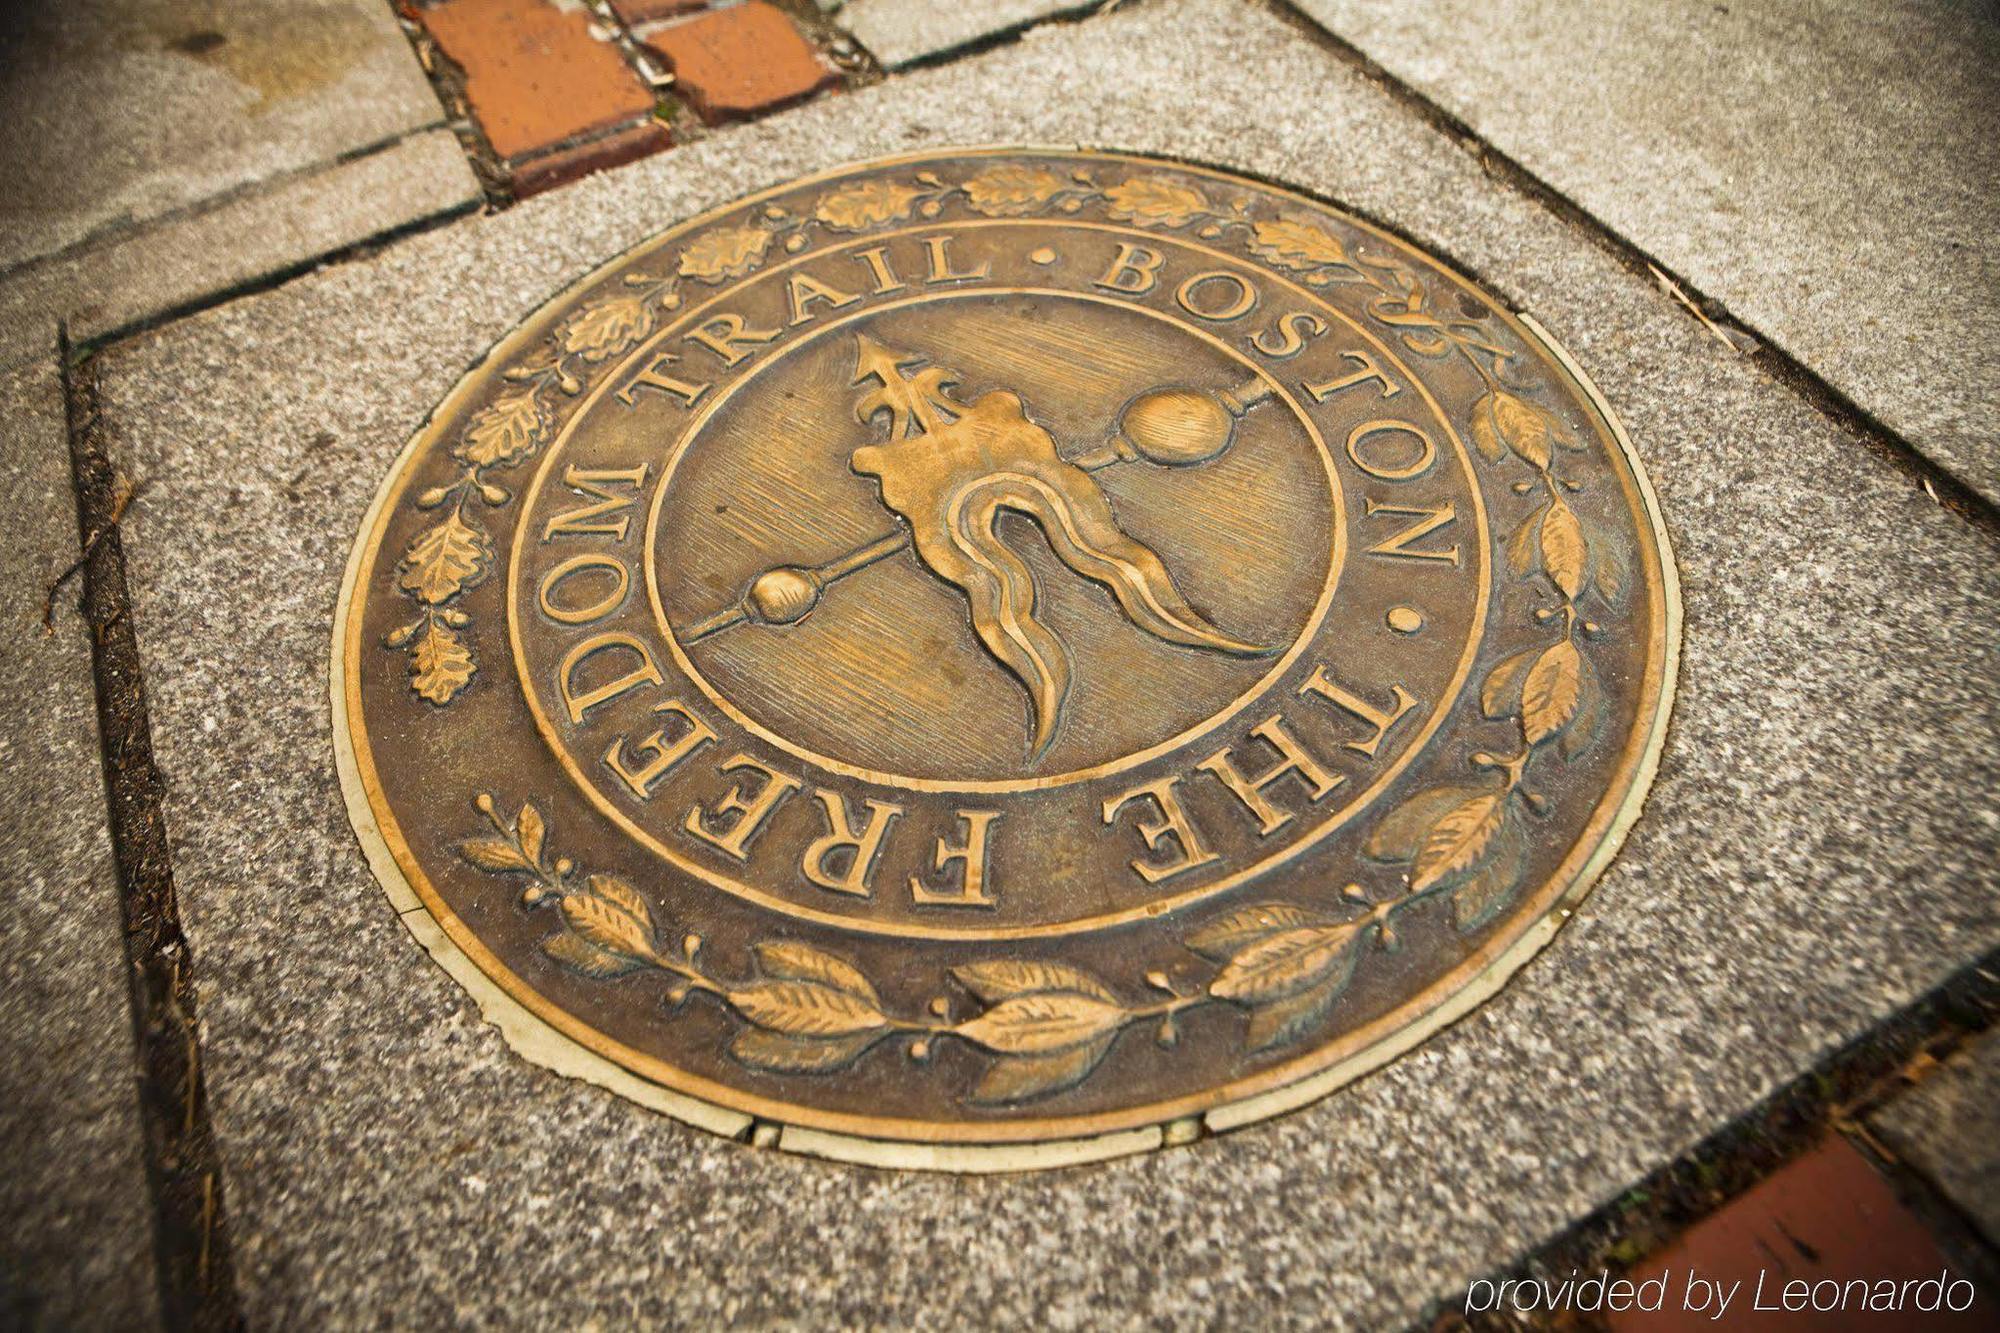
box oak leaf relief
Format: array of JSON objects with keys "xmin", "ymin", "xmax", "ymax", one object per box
[
  {"xmin": 457, "ymin": 391, "xmax": 548, "ymax": 468},
  {"xmin": 409, "ymin": 619, "xmax": 475, "ymax": 704},
  {"xmin": 1246, "ymin": 216, "xmax": 1348, "ymax": 270},
  {"xmin": 961, "ymin": 164, "xmax": 1068, "ymax": 216},
  {"xmin": 1102, "ymin": 176, "xmax": 1209, "ymax": 227},
  {"xmin": 677, "ymin": 225, "xmax": 772, "ymax": 282},
  {"xmin": 398, "ymin": 509, "xmax": 491, "ymax": 605},
  {"xmin": 814, "ymin": 179, "xmax": 922, "ymax": 231},
  {"xmin": 562, "ymin": 295, "xmax": 654, "ymax": 361}
]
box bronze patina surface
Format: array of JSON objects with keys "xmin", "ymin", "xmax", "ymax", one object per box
[{"xmin": 333, "ymin": 148, "xmax": 1678, "ymax": 1166}]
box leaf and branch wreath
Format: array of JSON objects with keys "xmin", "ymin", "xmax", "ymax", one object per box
[{"xmin": 461, "ymin": 794, "xmax": 1531, "ymax": 1105}]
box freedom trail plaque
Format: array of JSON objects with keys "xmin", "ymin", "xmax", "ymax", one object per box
[{"xmin": 334, "ymin": 149, "xmax": 1678, "ymax": 1167}]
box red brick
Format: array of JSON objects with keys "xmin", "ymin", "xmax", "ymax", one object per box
[
  {"xmin": 1609, "ymin": 1137, "xmax": 1985, "ymax": 1331},
  {"xmin": 422, "ymin": 0, "xmax": 656, "ymax": 162},
  {"xmin": 511, "ymin": 120, "xmax": 670, "ymax": 198},
  {"xmin": 609, "ymin": 0, "xmax": 709, "ymax": 24},
  {"xmin": 641, "ymin": 1, "xmax": 837, "ymax": 124}
]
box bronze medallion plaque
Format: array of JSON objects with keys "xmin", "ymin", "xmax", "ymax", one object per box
[{"xmin": 334, "ymin": 149, "xmax": 1678, "ymax": 1167}]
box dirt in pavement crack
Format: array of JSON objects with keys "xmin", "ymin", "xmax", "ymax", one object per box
[{"xmin": 60, "ymin": 337, "xmax": 244, "ymax": 1333}]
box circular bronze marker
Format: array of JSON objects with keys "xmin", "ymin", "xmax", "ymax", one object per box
[{"xmin": 334, "ymin": 149, "xmax": 1678, "ymax": 1168}]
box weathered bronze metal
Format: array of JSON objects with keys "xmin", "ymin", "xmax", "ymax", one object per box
[{"xmin": 333, "ymin": 149, "xmax": 1678, "ymax": 1167}]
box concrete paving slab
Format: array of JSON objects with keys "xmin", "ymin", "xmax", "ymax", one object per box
[
  {"xmin": 92, "ymin": 0, "xmax": 2000, "ymax": 1325},
  {"xmin": 0, "ymin": 350, "xmax": 160, "ymax": 1329},
  {"xmin": 0, "ymin": 0, "xmax": 449, "ymax": 274},
  {"xmin": 1870, "ymin": 1030, "xmax": 2000, "ymax": 1248},
  {"xmin": 0, "ymin": 130, "xmax": 482, "ymax": 374},
  {"xmin": 839, "ymin": 0, "xmax": 1096, "ymax": 68},
  {"xmin": 1290, "ymin": 0, "xmax": 2000, "ymax": 508}
]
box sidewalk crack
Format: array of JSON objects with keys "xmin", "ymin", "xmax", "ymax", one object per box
[{"xmin": 60, "ymin": 329, "xmax": 245, "ymax": 1333}]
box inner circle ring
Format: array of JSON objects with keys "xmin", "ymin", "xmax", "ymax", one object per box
[{"xmin": 645, "ymin": 286, "xmax": 1344, "ymax": 794}]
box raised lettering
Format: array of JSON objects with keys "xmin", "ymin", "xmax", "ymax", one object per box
[
  {"xmin": 1365, "ymin": 499, "xmax": 1460, "ymax": 566},
  {"xmin": 1094, "ymin": 241, "xmax": 1164, "ymax": 295},
  {"xmin": 1304, "ymin": 349, "xmax": 1399, "ymax": 402},
  {"xmin": 537, "ymin": 553, "xmax": 630, "ymax": 625},
  {"xmin": 541, "ymin": 464, "xmax": 648, "ymax": 542},
  {"xmin": 923, "ymin": 235, "xmax": 989, "ymax": 284},
  {"xmin": 1102, "ymin": 776, "xmax": 1217, "ymax": 884},
  {"xmin": 1345, "ymin": 419, "xmax": 1436, "ymax": 480},
  {"xmin": 786, "ymin": 271, "xmax": 861, "ymax": 325},
  {"xmin": 1195, "ymin": 714, "xmax": 1343, "ymax": 835},
  {"xmin": 1175, "ymin": 269, "xmax": 1257, "ymax": 321},
  {"xmin": 852, "ymin": 245, "xmax": 907, "ymax": 295},
  {"xmin": 558, "ymin": 632, "xmax": 662, "ymax": 724},
  {"xmin": 684, "ymin": 755, "xmax": 801, "ymax": 861},
  {"xmin": 1297, "ymin": 666, "xmax": 1419, "ymax": 757},
  {"xmin": 1252, "ymin": 310, "xmax": 1327, "ymax": 359},
  {"xmin": 603, "ymin": 699, "xmax": 715, "ymax": 798},
  {"xmin": 685, "ymin": 313, "xmax": 781, "ymax": 367},
  {"xmin": 616, "ymin": 354, "xmax": 708, "ymax": 407},
  {"xmin": 910, "ymin": 810, "xmax": 1000, "ymax": 907},
  {"xmin": 800, "ymin": 790, "xmax": 904, "ymax": 897}
]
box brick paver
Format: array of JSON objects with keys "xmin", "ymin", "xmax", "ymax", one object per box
[
  {"xmin": 1610, "ymin": 1137, "xmax": 1986, "ymax": 1330},
  {"xmin": 640, "ymin": 1, "xmax": 838, "ymax": 123},
  {"xmin": 511, "ymin": 120, "xmax": 671, "ymax": 198},
  {"xmin": 421, "ymin": 0, "xmax": 659, "ymax": 162}
]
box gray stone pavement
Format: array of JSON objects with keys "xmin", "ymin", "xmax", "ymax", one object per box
[
  {"xmin": 0, "ymin": 350, "xmax": 160, "ymax": 1329},
  {"xmin": 1291, "ymin": 0, "xmax": 2000, "ymax": 509},
  {"xmin": 1871, "ymin": 1030, "xmax": 2000, "ymax": 1249},
  {"xmin": 0, "ymin": 0, "xmax": 448, "ymax": 272},
  {"xmin": 839, "ymin": 0, "xmax": 1100, "ymax": 68},
  {"xmin": 0, "ymin": 129, "xmax": 480, "ymax": 374},
  {"xmin": 81, "ymin": 0, "xmax": 1999, "ymax": 1325},
  {"xmin": 0, "ymin": 0, "xmax": 478, "ymax": 374}
]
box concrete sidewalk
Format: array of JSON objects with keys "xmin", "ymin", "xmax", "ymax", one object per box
[{"xmin": 4, "ymin": 1, "xmax": 1996, "ymax": 1327}]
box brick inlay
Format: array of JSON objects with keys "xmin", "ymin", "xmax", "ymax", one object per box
[
  {"xmin": 1610, "ymin": 1137, "xmax": 1986, "ymax": 1330},
  {"xmin": 640, "ymin": 1, "xmax": 838, "ymax": 124},
  {"xmin": 422, "ymin": 0, "xmax": 657, "ymax": 162}
]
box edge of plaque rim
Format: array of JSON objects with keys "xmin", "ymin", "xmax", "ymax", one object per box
[{"xmin": 330, "ymin": 145, "xmax": 1683, "ymax": 1172}]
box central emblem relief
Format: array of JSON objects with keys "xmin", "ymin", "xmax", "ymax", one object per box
[{"xmin": 723, "ymin": 332, "xmax": 1277, "ymax": 760}]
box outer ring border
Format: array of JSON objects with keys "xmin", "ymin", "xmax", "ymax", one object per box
[{"xmin": 330, "ymin": 147, "xmax": 1682, "ymax": 1172}]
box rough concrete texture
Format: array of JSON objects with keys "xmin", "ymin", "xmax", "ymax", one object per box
[
  {"xmin": 1290, "ymin": 0, "xmax": 2000, "ymax": 508},
  {"xmin": 0, "ymin": 130, "xmax": 481, "ymax": 373},
  {"xmin": 92, "ymin": 0, "xmax": 2000, "ymax": 1325},
  {"xmin": 0, "ymin": 351, "xmax": 160, "ymax": 1329},
  {"xmin": 840, "ymin": 0, "xmax": 1098, "ymax": 68},
  {"xmin": 1870, "ymin": 1030, "xmax": 2000, "ymax": 1248},
  {"xmin": 0, "ymin": 0, "xmax": 449, "ymax": 273}
]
